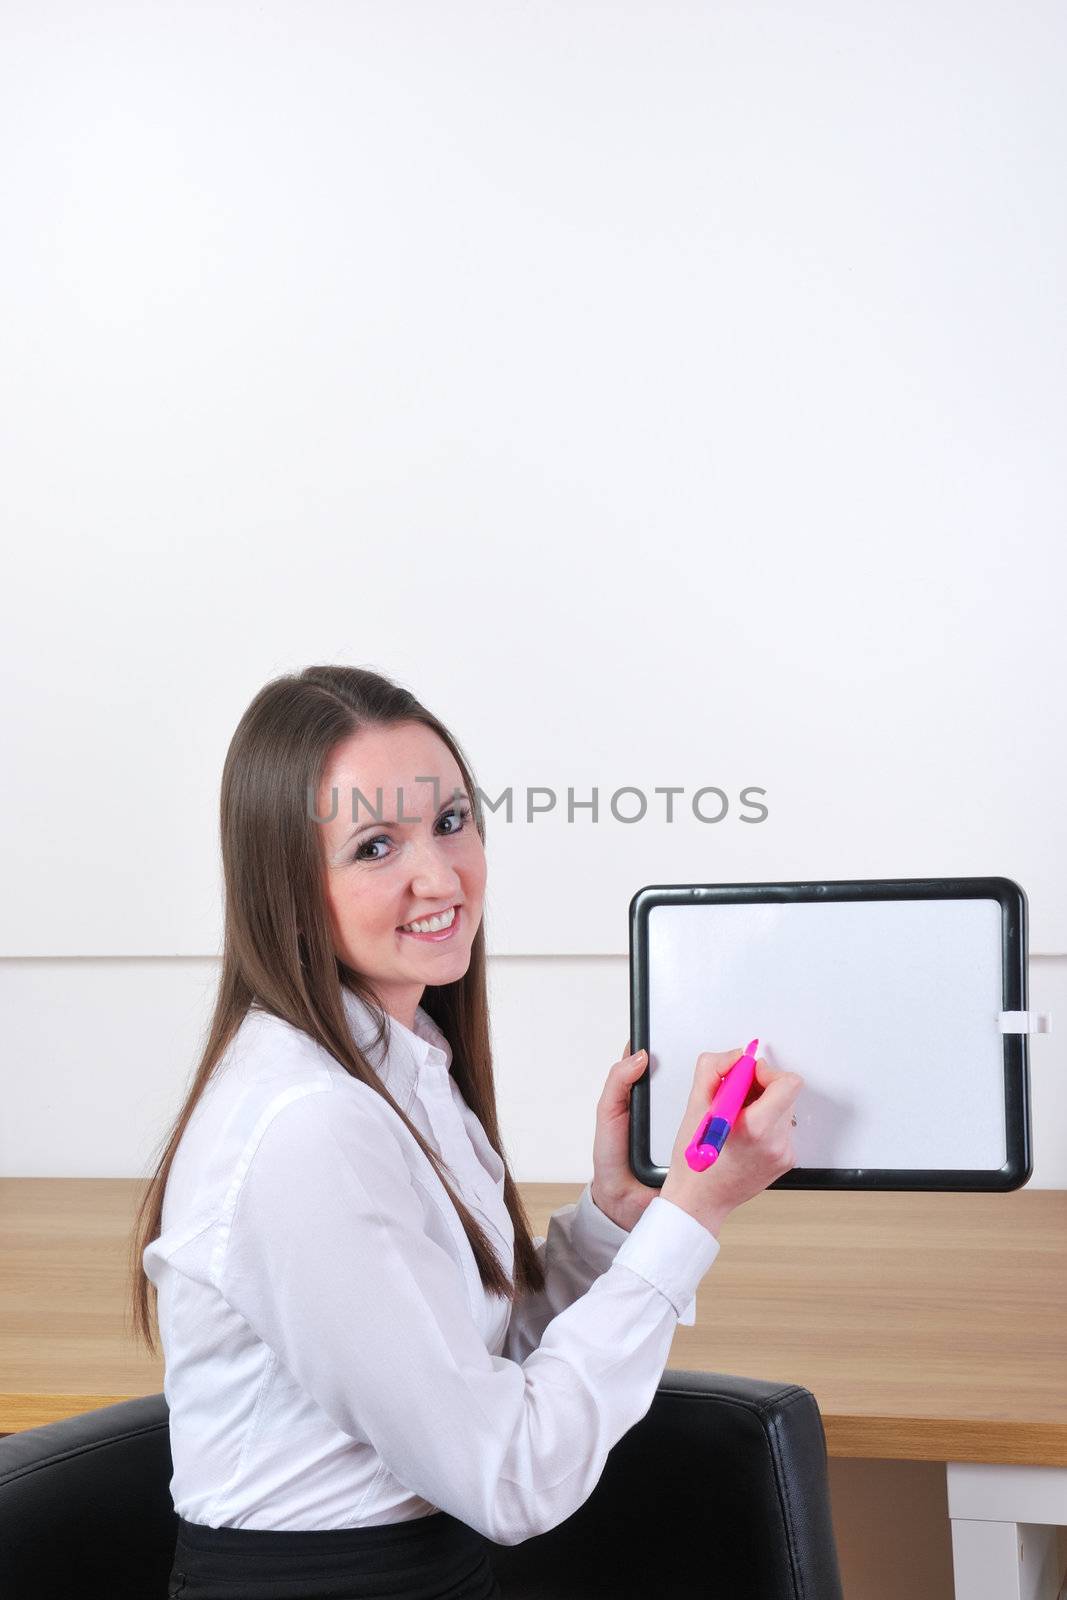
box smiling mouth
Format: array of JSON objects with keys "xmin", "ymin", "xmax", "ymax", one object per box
[{"xmin": 398, "ymin": 904, "xmax": 460, "ymax": 939}]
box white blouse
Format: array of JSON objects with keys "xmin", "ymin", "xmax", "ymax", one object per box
[{"xmin": 143, "ymin": 985, "xmax": 721, "ymax": 1541}]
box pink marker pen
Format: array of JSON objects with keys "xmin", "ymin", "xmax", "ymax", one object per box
[{"xmin": 684, "ymin": 1039, "xmax": 759, "ymax": 1171}]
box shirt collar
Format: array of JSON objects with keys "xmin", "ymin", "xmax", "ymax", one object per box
[{"xmin": 340, "ymin": 985, "xmax": 453, "ymax": 1112}]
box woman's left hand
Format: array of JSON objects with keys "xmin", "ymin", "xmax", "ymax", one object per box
[{"xmin": 590, "ymin": 1039, "xmax": 661, "ymax": 1233}]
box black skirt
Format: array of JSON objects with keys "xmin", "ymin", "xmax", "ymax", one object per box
[{"xmin": 167, "ymin": 1509, "xmax": 503, "ymax": 1600}]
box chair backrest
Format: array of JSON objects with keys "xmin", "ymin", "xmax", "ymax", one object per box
[
  {"xmin": 0, "ymin": 1393, "xmax": 177, "ymax": 1600},
  {"xmin": 0, "ymin": 1371, "xmax": 843, "ymax": 1600},
  {"xmin": 489, "ymin": 1369, "xmax": 845, "ymax": 1599}
]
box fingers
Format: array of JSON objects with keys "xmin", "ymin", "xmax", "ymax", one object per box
[
  {"xmin": 744, "ymin": 1064, "xmax": 804, "ymax": 1139},
  {"xmin": 601, "ymin": 1041, "xmax": 647, "ymax": 1110},
  {"xmin": 691, "ymin": 1047, "xmax": 742, "ymax": 1105},
  {"xmin": 696, "ymin": 1048, "xmax": 803, "ymax": 1139},
  {"xmin": 674, "ymin": 1043, "xmax": 806, "ymax": 1134},
  {"xmin": 618, "ymin": 1040, "xmax": 645, "ymax": 1072}
]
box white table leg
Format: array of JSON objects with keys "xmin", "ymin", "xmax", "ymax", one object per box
[{"xmin": 946, "ymin": 1463, "xmax": 1067, "ymax": 1600}]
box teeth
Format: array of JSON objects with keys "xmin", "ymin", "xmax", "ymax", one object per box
[{"xmin": 401, "ymin": 906, "xmax": 456, "ymax": 934}]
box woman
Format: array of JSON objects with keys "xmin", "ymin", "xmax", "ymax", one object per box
[{"xmin": 129, "ymin": 663, "xmax": 797, "ymax": 1600}]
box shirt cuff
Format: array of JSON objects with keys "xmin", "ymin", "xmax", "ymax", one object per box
[
  {"xmin": 568, "ymin": 1181, "xmax": 632, "ymax": 1276},
  {"xmin": 611, "ymin": 1195, "xmax": 720, "ymax": 1323}
]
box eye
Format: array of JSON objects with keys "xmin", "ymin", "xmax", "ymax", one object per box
[
  {"xmin": 353, "ymin": 803, "xmax": 472, "ymax": 863},
  {"xmin": 436, "ymin": 802, "xmax": 470, "ymax": 836}
]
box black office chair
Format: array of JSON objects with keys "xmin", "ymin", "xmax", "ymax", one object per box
[{"xmin": 0, "ymin": 1371, "xmax": 843, "ymax": 1599}]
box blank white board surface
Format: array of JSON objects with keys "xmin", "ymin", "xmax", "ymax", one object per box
[{"xmin": 629, "ymin": 878, "xmax": 1032, "ymax": 1192}]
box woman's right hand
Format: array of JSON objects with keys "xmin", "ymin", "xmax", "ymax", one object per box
[{"xmin": 660, "ymin": 1048, "xmax": 803, "ymax": 1238}]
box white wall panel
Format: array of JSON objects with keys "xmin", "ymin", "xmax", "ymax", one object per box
[{"xmin": 1, "ymin": 1, "xmax": 1063, "ymax": 956}]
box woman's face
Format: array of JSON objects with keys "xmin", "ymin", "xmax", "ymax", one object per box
[{"xmin": 316, "ymin": 721, "xmax": 487, "ymax": 1030}]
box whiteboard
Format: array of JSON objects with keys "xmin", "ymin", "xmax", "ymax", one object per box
[{"xmin": 629, "ymin": 877, "xmax": 1031, "ymax": 1192}]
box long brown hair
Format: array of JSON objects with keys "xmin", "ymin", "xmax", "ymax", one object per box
[{"xmin": 127, "ymin": 664, "xmax": 545, "ymax": 1356}]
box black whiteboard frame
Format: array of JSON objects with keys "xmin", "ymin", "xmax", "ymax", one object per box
[{"xmin": 628, "ymin": 875, "xmax": 1031, "ymax": 1193}]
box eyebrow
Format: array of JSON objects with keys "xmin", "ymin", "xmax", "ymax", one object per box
[{"xmin": 333, "ymin": 793, "xmax": 466, "ymax": 858}]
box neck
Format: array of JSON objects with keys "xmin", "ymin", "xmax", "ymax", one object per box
[{"xmin": 372, "ymin": 983, "xmax": 425, "ymax": 1036}]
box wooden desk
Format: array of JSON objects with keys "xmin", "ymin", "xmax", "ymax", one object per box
[{"xmin": 2, "ymin": 1180, "xmax": 1066, "ymax": 1600}]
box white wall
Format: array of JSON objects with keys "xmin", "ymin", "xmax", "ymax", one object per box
[
  {"xmin": 3, "ymin": 5, "xmax": 1065, "ymax": 1597},
  {"xmin": 2, "ymin": 0, "xmax": 1066, "ymax": 958},
  {"xmin": 2, "ymin": 953, "xmax": 1064, "ymax": 1185}
]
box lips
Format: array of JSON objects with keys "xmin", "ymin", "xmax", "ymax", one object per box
[
  {"xmin": 398, "ymin": 906, "xmax": 456, "ymax": 929},
  {"xmin": 398, "ymin": 904, "xmax": 461, "ymax": 942}
]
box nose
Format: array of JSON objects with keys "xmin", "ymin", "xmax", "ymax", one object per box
[{"xmin": 408, "ymin": 833, "xmax": 463, "ymax": 898}]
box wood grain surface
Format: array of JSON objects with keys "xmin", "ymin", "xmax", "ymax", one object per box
[{"xmin": 1, "ymin": 1179, "xmax": 1063, "ymax": 1465}]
